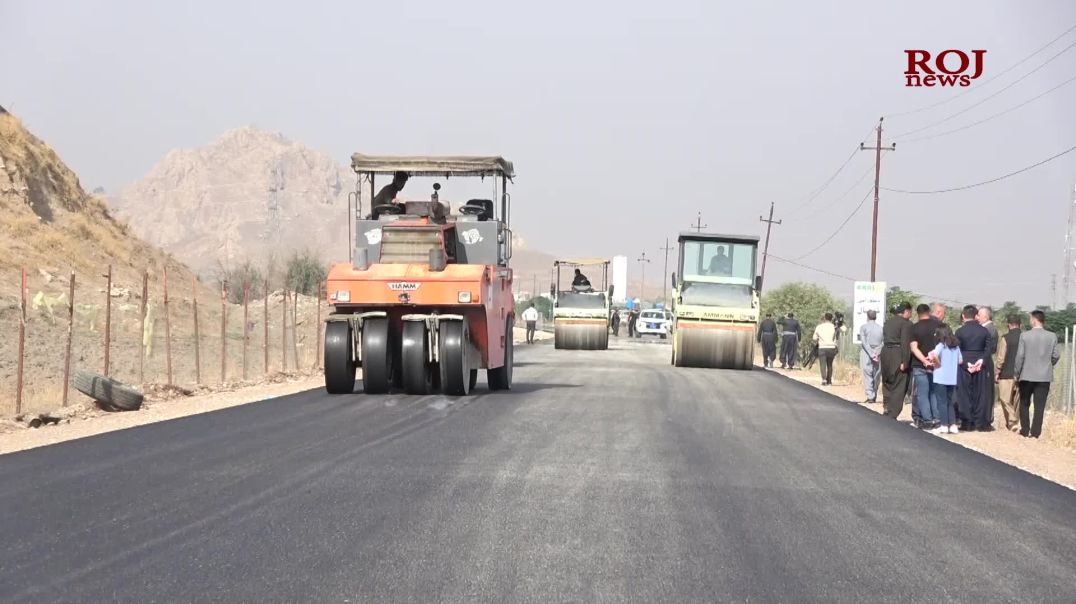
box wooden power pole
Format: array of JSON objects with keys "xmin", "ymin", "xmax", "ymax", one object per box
[
  {"xmin": 860, "ymin": 117, "xmax": 896, "ymax": 281},
  {"xmin": 758, "ymin": 202, "xmax": 781, "ymax": 291}
]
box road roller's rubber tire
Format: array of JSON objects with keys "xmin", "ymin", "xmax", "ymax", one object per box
[
  {"xmin": 660, "ymin": 333, "xmax": 667, "ymax": 340},
  {"xmin": 439, "ymin": 320, "xmax": 471, "ymax": 396},
  {"xmin": 72, "ymin": 369, "xmax": 143, "ymax": 411},
  {"xmin": 488, "ymin": 317, "xmax": 514, "ymax": 391},
  {"xmin": 361, "ymin": 317, "xmax": 393, "ymax": 394},
  {"xmin": 323, "ymin": 321, "xmax": 356, "ymax": 394},
  {"xmin": 401, "ymin": 321, "xmax": 432, "ymax": 395}
]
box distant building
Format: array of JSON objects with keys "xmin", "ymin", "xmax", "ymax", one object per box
[{"xmin": 611, "ymin": 255, "xmax": 627, "ymax": 303}]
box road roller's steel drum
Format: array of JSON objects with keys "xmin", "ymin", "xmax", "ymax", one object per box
[
  {"xmin": 673, "ymin": 325, "xmax": 754, "ymax": 370},
  {"xmin": 554, "ymin": 319, "xmax": 609, "ymax": 350}
]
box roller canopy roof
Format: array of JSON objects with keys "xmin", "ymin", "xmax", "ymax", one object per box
[
  {"xmin": 554, "ymin": 258, "xmax": 611, "ymax": 267},
  {"xmin": 351, "ymin": 154, "xmax": 515, "ymax": 178},
  {"xmin": 677, "ymin": 232, "xmax": 760, "ymax": 244}
]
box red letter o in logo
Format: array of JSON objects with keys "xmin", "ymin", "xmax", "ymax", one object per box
[{"xmin": 935, "ymin": 50, "xmax": 970, "ymax": 75}]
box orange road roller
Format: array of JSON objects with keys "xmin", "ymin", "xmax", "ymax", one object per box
[{"xmin": 323, "ymin": 154, "xmax": 517, "ymax": 395}]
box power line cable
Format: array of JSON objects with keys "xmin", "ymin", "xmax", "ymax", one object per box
[
  {"xmin": 899, "ymin": 71, "xmax": 1076, "ymax": 143},
  {"xmin": 886, "ymin": 22, "xmax": 1076, "ymax": 119},
  {"xmin": 793, "ymin": 188, "xmax": 873, "ymax": 260},
  {"xmin": 766, "ymin": 254, "xmax": 969, "ymax": 305},
  {"xmin": 786, "ymin": 127, "xmax": 875, "ymax": 214},
  {"xmin": 883, "ymin": 144, "xmax": 1076, "ymax": 194},
  {"xmin": 892, "ymin": 38, "xmax": 1076, "ymax": 138}
]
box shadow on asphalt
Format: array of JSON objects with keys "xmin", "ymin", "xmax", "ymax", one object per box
[{"xmin": 505, "ymin": 382, "xmax": 583, "ymax": 394}]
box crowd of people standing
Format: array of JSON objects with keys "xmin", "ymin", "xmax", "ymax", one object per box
[
  {"xmin": 760, "ymin": 301, "xmax": 1063, "ymax": 438},
  {"xmin": 865, "ymin": 302, "xmax": 1059, "ymax": 438}
]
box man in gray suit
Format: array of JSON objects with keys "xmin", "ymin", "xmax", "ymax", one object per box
[
  {"xmin": 1014, "ymin": 310, "xmax": 1060, "ymax": 438},
  {"xmin": 859, "ymin": 310, "xmax": 883, "ymax": 403}
]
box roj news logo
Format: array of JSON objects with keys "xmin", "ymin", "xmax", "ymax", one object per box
[{"xmin": 904, "ymin": 49, "xmax": 986, "ymax": 87}]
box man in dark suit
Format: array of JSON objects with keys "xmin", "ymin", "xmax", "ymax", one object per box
[
  {"xmin": 779, "ymin": 312, "xmax": 801, "ymax": 370},
  {"xmin": 955, "ymin": 305, "xmax": 991, "ymax": 431},
  {"xmin": 758, "ymin": 313, "xmax": 778, "ymax": 368},
  {"xmin": 977, "ymin": 306, "xmax": 999, "ymax": 430},
  {"xmin": 881, "ymin": 302, "xmax": 913, "ymax": 419},
  {"xmin": 1014, "ymin": 310, "xmax": 1060, "ymax": 438}
]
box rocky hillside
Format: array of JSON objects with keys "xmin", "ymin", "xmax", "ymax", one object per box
[
  {"xmin": 112, "ymin": 128, "xmax": 558, "ymax": 281},
  {"xmin": 111, "ymin": 128, "xmax": 352, "ymax": 277},
  {"xmin": 0, "ymin": 108, "xmax": 195, "ymax": 298}
]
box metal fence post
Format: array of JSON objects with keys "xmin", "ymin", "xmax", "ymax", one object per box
[
  {"xmin": 242, "ymin": 283, "xmax": 250, "ymax": 380},
  {"xmin": 281, "ymin": 288, "xmax": 288, "ymax": 373},
  {"xmin": 316, "ymin": 281, "xmax": 322, "ymax": 370},
  {"xmin": 104, "ymin": 264, "xmax": 112, "ymax": 377},
  {"xmin": 220, "ymin": 282, "xmax": 227, "ymax": 385},
  {"xmin": 263, "ymin": 279, "xmax": 269, "ymax": 375},
  {"xmin": 16, "ymin": 267, "xmax": 26, "ymax": 416},
  {"xmin": 62, "ymin": 272, "xmax": 76, "ymax": 407},
  {"xmin": 193, "ymin": 277, "xmax": 201, "ymax": 385},
  {"xmin": 139, "ymin": 271, "xmax": 148, "ymax": 384},
  {"xmin": 164, "ymin": 267, "xmax": 173, "ymax": 386}
]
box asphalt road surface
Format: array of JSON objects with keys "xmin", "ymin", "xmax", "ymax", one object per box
[{"xmin": 2, "ymin": 338, "xmax": 1076, "ymax": 603}]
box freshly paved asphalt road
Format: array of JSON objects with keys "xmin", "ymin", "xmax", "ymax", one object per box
[{"xmin": 2, "ymin": 338, "xmax": 1076, "ymax": 603}]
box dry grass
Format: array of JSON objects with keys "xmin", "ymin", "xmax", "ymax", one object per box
[
  {"xmin": 2, "ymin": 212, "xmax": 41, "ymax": 238},
  {"xmin": 1043, "ymin": 413, "xmax": 1076, "ymax": 451}
]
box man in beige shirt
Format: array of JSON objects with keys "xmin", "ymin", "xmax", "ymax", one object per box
[{"xmin": 813, "ymin": 313, "xmax": 838, "ymax": 386}]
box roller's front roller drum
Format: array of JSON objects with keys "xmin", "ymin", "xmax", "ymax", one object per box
[
  {"xmin": 554, "ymin": 320, "xmax": 609, "ymax": 350},
  {"xmin": 324, "ymin": 321, "xmax": 356, "ymax": 394},
  {"xmin": 361, "ymin": 317, "xmax": 393, "ymax": 393},
  {"xmin": 439, "ymin": 320, "xmax": 472, "ymax": 396},
  {"xmin": 673, "ymin": 326, "xmax": 754, "ymax": 370},
  {"xmin": 401, "ymin": 321, "xmax": 433, "ymax": 395}
]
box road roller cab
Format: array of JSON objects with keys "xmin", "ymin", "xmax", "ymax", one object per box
[
  {"xmin": 323, "ymin": 154, "xmax": 517, "ymax": 395},
  {"xmin": 551, "ymin": 258, "xmax": 612, "ymax": 350},
  {"xmin": 670, "ymin": 233, "xmax": 760, "ymax": 369}
]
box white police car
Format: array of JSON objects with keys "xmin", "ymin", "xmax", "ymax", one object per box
[{"xmin": 635, "ymin": 309, "xmax": 672, "ymax": 339}]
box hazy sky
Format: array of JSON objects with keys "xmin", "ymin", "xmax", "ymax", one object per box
[{"xmin": 4, "ymin": 0, "xmax": 1076, "ymax": 307}]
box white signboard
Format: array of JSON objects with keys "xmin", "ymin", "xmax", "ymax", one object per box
[
  {"xmin": 852, "ymin": 281, "xmax": 887, "ymax": 344},
  {"xmin": 611, "ymin": 255, "xmax": 628, "ymax": 304}
]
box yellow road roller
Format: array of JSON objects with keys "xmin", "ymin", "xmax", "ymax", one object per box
[
  {"xmin": 670, "ymin": 233, "xmax": 760, "ymax": 369},
  {"xmin": 551, "ymin": 258, "xmax": 612, "ymax": 350}
]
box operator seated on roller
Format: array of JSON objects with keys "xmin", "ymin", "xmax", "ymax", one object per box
[
  {"xmin": 370, "ymin": 171, "xmax": 409, "ymax": 217},
  {"xmin": 707, "ymin": 246, "xmax": 733, "ymax": 276},
  {"xmin": 571, "ymin": 269, "xmax": 593, "ymax": 292}
]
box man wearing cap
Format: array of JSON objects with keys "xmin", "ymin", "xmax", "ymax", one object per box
[
  {"xmin": 758, "ymin": 312, "xmax": 779, "ymax": 368},
  {"xmin": 881, "ymin": 302, "xmax": 914, "ymax": 419},
  {"xmin": 779, "ymin": 312, "xmax": 801, "ymax": 370}
]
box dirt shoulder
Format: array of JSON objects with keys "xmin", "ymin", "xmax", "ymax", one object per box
[
  {"xmin": 778, "ymin": 362, "xmax": 1076, "ymax": 491},
  {"xmin": 2, "ymin": 325, "xmax": 549, "ymax": 455}
]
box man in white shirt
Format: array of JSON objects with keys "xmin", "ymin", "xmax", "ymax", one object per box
[{"xmin": 522, "ymin": 303, "xmax": 540, "ymax": 344}]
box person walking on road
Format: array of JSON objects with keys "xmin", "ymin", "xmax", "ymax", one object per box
[
  {"xmin": 758, "ymin": 313, "xmax": 778, "ymax": 368},
  {"xmin": 955, "ymin": 305, "xmax": 990, "ymax": 431},
  {"xmin": 813, "ymin": 313, "xmax": 838, "ymax": 385},
  {"xmin": 1014, "ymin": 310, "xmax": 1060, "ymax": 438},
  {"xmin": 994, "ymin": 315, "xmax": 1022, "ymax": 432},
  {"xmin": 522, "ymin": 303, "xmax": 540, "ymax": 344},
  {"xmin": 859, "ymin": 309, "xmax": 883, "ymax": 403},
  {"xmin": 909, "ymin": 304, "xmax": 943, "ymax": 429},
  {"xmin": 610, "ymin": 309, "xmax": 621, "ymax": 337},
  {"xmin": 977, "ymin": 306, "xmax": 998, "ymax": 429},
  {"xmin": 881, "ymin": 302, "xmax": 913, "ymax": 419},
  {"xmin": 929, "ymin": 324, "xmax": 963, "ymax": 434},
  {"xmin": 779, "ymin": 312, "xmax": 801, "ymax": 370}
]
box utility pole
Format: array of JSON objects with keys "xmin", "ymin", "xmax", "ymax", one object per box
[
  {"xmin": 691, "ymin": 212, "xmax": 708, "ymax": 233},
  {"xmin": 758, "ymin": 202, "xmax": 781, "ymax": 291},
  {"xmin": 1052, "ymin": 273, "xmax": 1058, "ymax": 310},
  {"xmin": 1063, "ymin": 184, "xmax": 1076, "ymax": 307},
  {"xmin": 659, "ymin": 239, "xmax": 674, "ymax": 304},
  {"xmin": 636, "ymin": 253, "xmax": 651, "ymax": 305},
  {"xmin": 860, "ymin": 117, "xmax": 896, "ymax": 281}
]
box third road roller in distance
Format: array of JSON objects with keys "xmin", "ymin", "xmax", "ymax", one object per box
[
  {"xmin": 670, "ymin": 232, "xmax": 760, "ymax": 370},
  {"xmin": 551, "ymin": 258, "xmax": 612, "ymax": 350}
]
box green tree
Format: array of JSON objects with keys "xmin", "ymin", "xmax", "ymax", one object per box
[
  {"xmin": 886, "ymin": 286, "xmax": 921, "ymax": 312},
  {"xmin": 285, "ymin": 249, "xmax": 328, "ymax": 296},
  {"xmin": 761, "ymin": 282, "xmax": 845, "ymax": 345},
  {"xmin": 217, "ymin": 260, "xmax": 265, "ymax": 303}
]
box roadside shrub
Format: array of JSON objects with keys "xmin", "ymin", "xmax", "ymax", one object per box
[
  {"xmin": 217, "ymin": 261, "xmax": 265, "ymax": 303},
  {"xmin": 285, "ymin": 249, "xmax": 327, "ymax": 296}
]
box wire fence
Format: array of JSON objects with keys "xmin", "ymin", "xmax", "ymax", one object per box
[{"xmin": 3, "ymin": 265, "xmax": 325, "ymax": 418}]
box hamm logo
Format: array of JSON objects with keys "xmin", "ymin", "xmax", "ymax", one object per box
[{"xmin": 388, "ymin": 282, "xmax": 421, "ymax": 291}]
